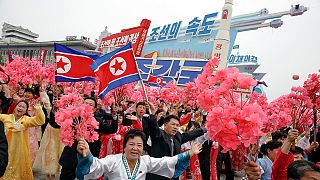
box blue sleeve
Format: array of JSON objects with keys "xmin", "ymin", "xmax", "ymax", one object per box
[
  {"xmin": 76, "ymin": 153, "xmax": 93, "ymax": 180},
  {"xmin": 173, "ymin": 151, "xmax": 190, "ymax": 178},
  {"xmin": 257, "ymin": 159, "xmax": 264, "ymax": 169}
]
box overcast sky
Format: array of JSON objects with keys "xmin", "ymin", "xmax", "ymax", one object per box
[{"xmin": 0, "ymin": 0, "xmax": 319, "ymax": 101}]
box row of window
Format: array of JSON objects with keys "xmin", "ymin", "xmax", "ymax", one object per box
[{"xmin": 0, "ymin": 49, "xmax": 55, "ymax": 64}]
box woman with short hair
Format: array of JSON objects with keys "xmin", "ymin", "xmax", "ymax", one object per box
[
  {"xmin": 0, "ymin": 100, "xmax": 45, "ymax": 180},
  {"xmin": 76, "ymin": 129, "xmax": 203, "ymax": 180}
]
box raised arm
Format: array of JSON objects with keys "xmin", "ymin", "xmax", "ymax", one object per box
[
  {"xmin": 148, "ymin": 114, "xmax": 162, "ymax": 139},
  {"xmin": 76, "ymin": 138, "xmax": 115, "ymax": 180},
  {"xmin": 96, "ymin": 111, "xmax": 118, "ymax": 134},
  {"xmin": 272, "ymin": 129, "xmax": 297, "ymax": 179},
  {"xmin": 181, "ymin": 127, "xmax": 206, "ymax": 144},
  {"xmin": 147, "ymin": 143, "xmax": 202, "ymax": 178},
  {"xmin": 126, "ymin": 115, "xmax": 143, "ymax": 130},
  {"xmin": 23, "ymin": 103, "xmax": 46, "ymax": 128}
]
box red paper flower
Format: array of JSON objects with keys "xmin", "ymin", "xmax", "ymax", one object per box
[
  {"xmin": 55, "ymin": 88, "xmax": 99, "ymax": 146},
  {"xmin": 196, "ymin": 58, "xmax": 267, "ymax": 152}
]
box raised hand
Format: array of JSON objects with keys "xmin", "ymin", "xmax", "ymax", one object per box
[
  {"xmin": 33, "ymin": 102, "xmax": 42, "ymax": 109},
  {"xmin": 77, "ymin": 138, "xmax": 90, "ymax": 158},
  {"xmin": 126, "ymin": 114, "xmax": 138, "ymax": 121},
  {"xmin": 309, "ymin": 141, "xmax": 319, "ymax": 150},
  {"xmin": 189, "ymin": 142, "xmax": 202, "ymax": 156},
  {"xmin": 287, "ymin": 129, "xmax": 299, "ymax": 142},
  {"xmin": 148, "ymin": 102, "xmax": 156, "ymax": 114},
  {"xmin": 244, "ymin": 160, "xmax": 261, "ymax": 180},
  {"xmin": 156, "ymin": 111, "xmax": 164, "ymax": 121}
]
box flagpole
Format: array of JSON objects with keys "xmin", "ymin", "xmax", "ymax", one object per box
[
  {"xmin": 54, "ymin": 43, "xmax": 59, "ymax": 100},
  {"xmin": 137, "ymin": 65, "xmax": 153, "ymax": 114},
  {"xmin": 137, "ymin": 67, "xmax": 149, "ymax": 102},
  {"xmin": 131, "ymin": 49, "xmax": 152, "ymax": 114},
  {"xmin": 132, "ymin": 47, "xmax": 149, "ymax": 102},
  {"xmin": 146, "ymin": 52, "xmax": 157, "ymax": 83},
  {"xmin": 140, "ymin": 79, "xmax": 149, "ymax": 102}
]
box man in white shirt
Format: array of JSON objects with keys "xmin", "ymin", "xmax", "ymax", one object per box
[{"xmin": 297, "ymin": 129, "xmax": 311, "ymax": 150}]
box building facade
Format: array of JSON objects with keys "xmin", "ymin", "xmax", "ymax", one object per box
[
  {"xmin": 0, "ymin": 23, "xmax": 97, "ymax": 65},
  {"xmin": 0, "ymin": 40, "xmax": 97, "ymax": 65},
  {"xmin": 1, "ymin": 22, "xmax": 39, "ymax": 43}
]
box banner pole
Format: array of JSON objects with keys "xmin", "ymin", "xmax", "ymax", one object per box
[
  {"xmin": 131, "ymin": 43, "xmax": 149, "ymax": 102},
  {"xmin": 54, "ymin": 43, "xmax": 59, "ymax": 100}
]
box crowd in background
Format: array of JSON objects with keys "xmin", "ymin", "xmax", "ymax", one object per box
[{"xmin": 0, "ymin": 82, "xmax": 320, "ymax": 180}]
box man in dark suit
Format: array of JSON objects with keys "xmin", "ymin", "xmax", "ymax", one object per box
[
  {"xmin": 0, "ymin": 121, "xmax": 8, "ymax": 177},
  {"xmin": 122, "ymin": 102, "xmax": 155, "ymax": 148},
  {"xmin": 198, "ymin": 140, "xmax": 213, "ymax": 180},
  {"xmin": 146, "ymin": 115, "xmax": 207, "ymax": 180},
  {"xmin": 59, "ymin": 97, "xmax": 118, "ymax": 180}
]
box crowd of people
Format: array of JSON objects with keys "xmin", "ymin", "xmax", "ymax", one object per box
[{"xmin": 0, "ymin": 82, "xmax": 320, "ymax": 180}]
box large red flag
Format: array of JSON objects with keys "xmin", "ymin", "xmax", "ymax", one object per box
[{"xmin": 90, "ymin": 43, "xmax": 141, "ymax": 99}]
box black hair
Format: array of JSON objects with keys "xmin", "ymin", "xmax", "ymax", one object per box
[
  {"xmin": 186, "ymin": 121, "xmax": 200, "ymax": 131},
  {"xmin": 155, "ymin": 109, "xmax": 164, "ymax": 116},
  {"xmin": 271, "ymin": 131, "xmax": 287, "ymax": 141},
  {"xmin": 24, "ymin": 87, "xmax": 35, "ymax": 95},
  {"xmin": 202, "ymin": 114, "xmax": 207, "ymax": 124},
  {"xmin": 127, "ymin": 101, "xmax": 134, "ymax": 105},
  {"xmin": 281, "ymin": 126, "xmax": 291, "ymax": 135},
  {"xmin": 287, "ymin": 160, "xmax": 320, "ymax": 179},
  {"xmin": 290, "ymin": 146, "xmax": 304, "ymax": 156},
  {"xmin": 164, "ymin": 115, "xmax": 179, "ymax": 124},
  {"xmin": 84, "ymin": 96, "xmax": 97, "ymax": 108},
  {"xmin": 136, "ymin": 101, "xmax": 146, "ymax": 108},
  {"xmin": 267, "ymin": 141, "xmax": 282, "ymax": 151},
  {"xmin": 15, "ymin": 100, "xmax": 30, "ymax": 116},
  {"xmin": 110, "ymin": 103, "xmax": 122, "ymax": 113},
  {"xmin": 260, "ymin": 141, "xmax": 282, "ymax": 155},
  {"xmin": 118, "ymin": 112, "xmax": 124, "ymax": 118},
  {"xmin": 123, "ymin": 129, "xmax": 147, "ymax": 151},
  {"xmin": 260, "ymin": 143, "xmax": 268, "ymax": 155}
]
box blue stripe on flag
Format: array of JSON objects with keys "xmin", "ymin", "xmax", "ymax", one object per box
[
  {"xmin": 54, "ymin": 43, "xmax": 100, "ymax": 60},
  {"xmin": 90, "ymin": 43, "xmax": 133, "ymax": 71},
  {"xmin": 99, "ymin": 73, "xmax": 140, "ymax": 99},
  {"xmin": 55, "ymin": 76, "xmax": 95, "ymax": 83}
]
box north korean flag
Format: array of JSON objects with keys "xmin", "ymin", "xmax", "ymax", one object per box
[
  {"xmin": 90, "ymin": 43, "xmax": 141, "ymax": 99},
  {"xmin": 54, "ymin": 43, "xmax": 99, "ymax": 82},
  {"xmin": 146, "ymin": 75, "xmax": 164, "ymax": 86}
]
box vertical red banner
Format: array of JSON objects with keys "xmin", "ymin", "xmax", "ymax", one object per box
[
  {"xmin": 39, "ymin": 49, "xmax": 47, "ymax": 65},
  {"xmin": 7, "ymin": 49, "xmax": 14, "ymax": 63}
]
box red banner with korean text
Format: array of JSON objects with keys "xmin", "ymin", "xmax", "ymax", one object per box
[{"xmin": 98, "ymin": 19, "xmax": 151, "ymax": 57}]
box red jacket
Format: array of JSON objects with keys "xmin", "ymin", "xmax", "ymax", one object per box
[
  {"xmin": 180, "ymin": 113, "xmax": 192, "ymax": 126},
  {"xmin": 271, "ymin": 150, "xmax": 294, "ymax": 180}
]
